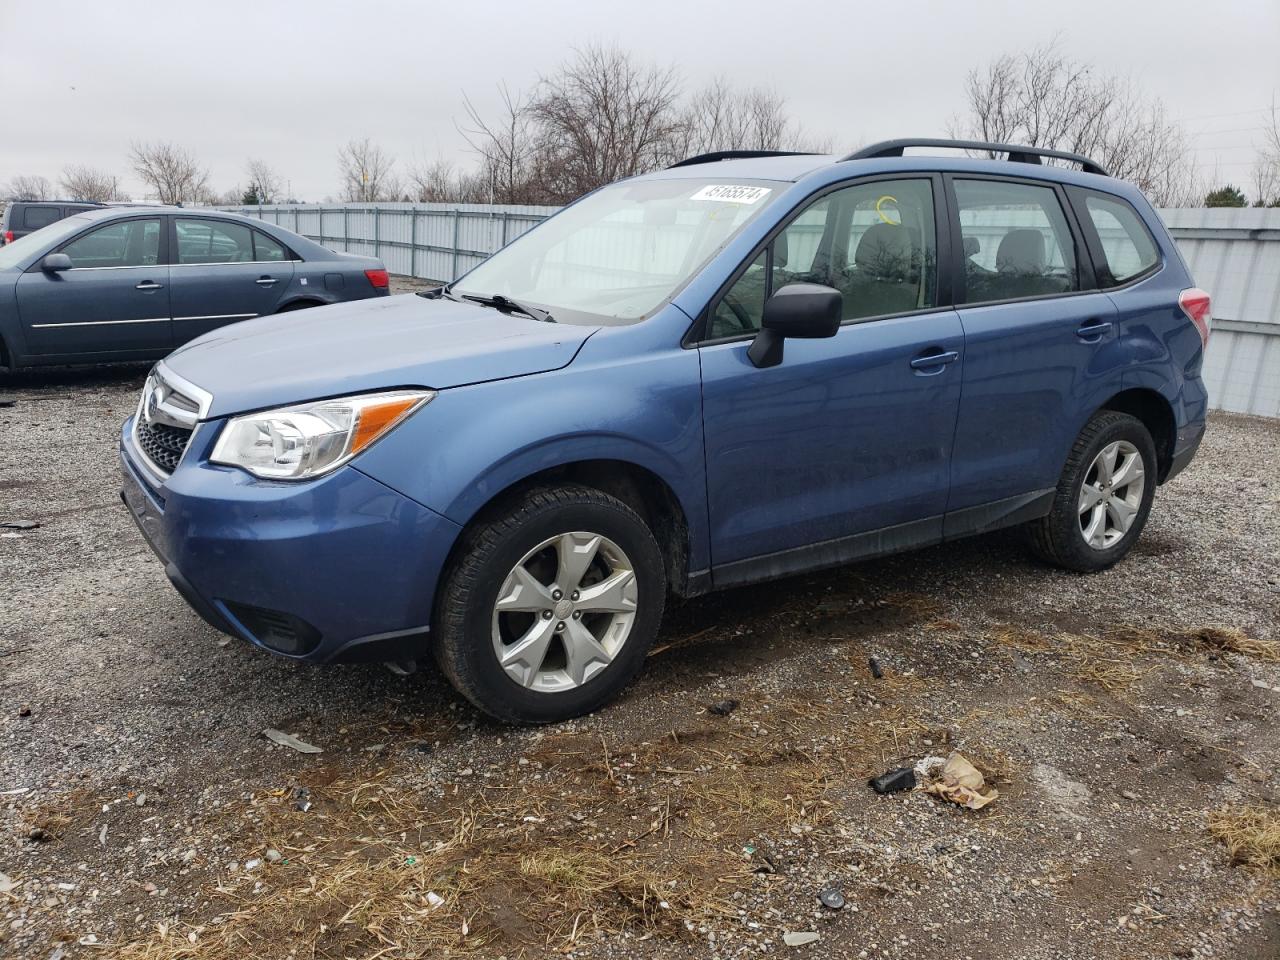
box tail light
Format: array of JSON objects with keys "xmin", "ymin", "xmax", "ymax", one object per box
[
  {"xmin": 2, "ymin": 230, "xmax": 12, "ymax": 245},
  {"xmin": 364, "ymin": 268, "xmax": 389, "ymax": 289},
  {"xmin": 1178, "ymin": 288, "xmax": 1212, "ymax": 348}
]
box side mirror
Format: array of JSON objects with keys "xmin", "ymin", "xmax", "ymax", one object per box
[
  {"xmin": 41, "ymin": 253, "xmax": 73, "ymax": 273},
  {"xmin": 747, "ymin": 282, "xmax": 842, "ymax": 368}
]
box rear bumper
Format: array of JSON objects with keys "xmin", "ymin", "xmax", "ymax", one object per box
[
  {"xmin": 1164, "ymin": 418, "xmax": 1205, "ymax": 484},
  {"xmin": 119, "ymin": 419, "xmax": 462, "ymax": 663}
]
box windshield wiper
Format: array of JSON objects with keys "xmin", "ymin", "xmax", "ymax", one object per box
[{"xmin": 460, "ymin": 292, "xmax": 555, "ymax": 323}]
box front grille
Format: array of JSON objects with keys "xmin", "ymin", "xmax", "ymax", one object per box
[
  {"xmin": 135, "ymin": 420, "xmax": 192, "ymax": 474},
  {"xmin": 132, "ymin": 365, "xmax": 210, "ymax": 478}
]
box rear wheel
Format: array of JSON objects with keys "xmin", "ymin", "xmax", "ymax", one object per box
[
  {"xmin": 434, "ymin": 485, "xmax": 666, "ymax": 723},
  {"xmin": 1028, "ymin": 411, "xmax": 1157, "ymax": 572}
]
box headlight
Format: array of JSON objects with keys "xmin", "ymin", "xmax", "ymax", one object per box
[{"xmin": 210, "ymin": 390, "xmax": 434, "ymax": 480}]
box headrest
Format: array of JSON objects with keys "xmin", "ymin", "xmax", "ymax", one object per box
[
  {"xmin": 854, "ymin": 223, "xmax": 915, "ymax": 278},
  {"xmin": 996, "ymin": 229, "xmax": 1046, "ymax": 275},
  {"xmin": 963, "ymin": 236, "xmax": 981, "ymax": 258}
]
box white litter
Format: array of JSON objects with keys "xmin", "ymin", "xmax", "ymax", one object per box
[{"xmin": 262, "ymin": 729, "xmax": 323, "ymax": 754}]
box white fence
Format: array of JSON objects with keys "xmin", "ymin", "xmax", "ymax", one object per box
[{"xmin": 224, "ymin": 203, "xmax": 1280, "ymax": 418}]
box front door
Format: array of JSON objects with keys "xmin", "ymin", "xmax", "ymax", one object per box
[
  {"xmin": 15, "ymin": 216, "xmax": 171, "ymax": 358},
  {"xmin": 698, "ymin": 177, "xmax": 964, "ymax": 581},
  {"xmin": 168, "ymin": 217, "xmax": 295, "ymax": 342}
]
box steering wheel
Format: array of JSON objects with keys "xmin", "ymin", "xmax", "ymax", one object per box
[{"xmin": 719, "ymin": 294, "xmax": 756, "ymax": 334}]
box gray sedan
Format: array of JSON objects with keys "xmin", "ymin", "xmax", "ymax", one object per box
[{"xmin": 0, "ymin": 207, "xmax": 389, "ymax": 370}]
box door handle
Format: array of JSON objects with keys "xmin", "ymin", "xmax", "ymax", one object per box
[
  {"xmin": 255, "ymin": 277, "xmax": 278, "ymax": 286},
  {"xmin": 135, "ymin": 281, "xmax": 163, "ymax": 291},
  {"xmin": 1075, "ymin": 320, "xmax": 1112, "ymax": 343},
  {"xmin": 910, "ymin": 349, "xmax": 960, "ymax": 370}
]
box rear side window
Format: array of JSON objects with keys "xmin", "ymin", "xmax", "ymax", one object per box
[
  {"xmin": 60, "ymin": 219, "xmax": 161, "ymax": 268},
  {"xmin": 953, "ymin": 179, "xmax": 1078, "ymax": 304},
  {"xmin": 176, "ymin": 218, "xmax": 255, "ymax": 264},
  {"xmin": 1081, "ymin": 193, "xmax": 1160, "ymax": 285},
  {"xmin": 23, "ymin": 206, "xmax": 62, "ymax": 230},
  {"xmin": 252, "ymin": 230, "xmax": 289, "ymax": 262}
]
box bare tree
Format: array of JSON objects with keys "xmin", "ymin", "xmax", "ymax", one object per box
[
  {"xmin": 675, "ymin": 80, "xmax": 826, "ymax": 158},
  {"xmin": 3, "ymin": 174, "xmax": 52, "ymax": 200},
  {"xmin": 1250, "ymin": 96, "xmax": 1280, "ymax": 207},
  {"xmin": 338, "ymin": 138, "xmax": 399, "ymax": 202},
  {"xmin": 59, "ymin": 165, "xmax": 127, "ymax": 202},
  {"xmin": 457, "ymin": 83, "xmax": 542, "ymax": 203},
  {"xmin": 129, "ymin": 141, "xmax": 211, "ymax": 205},
  {"xmin": 244, "ymin": 159, "xmax": 282, "ymax": 204},
  {"xmin": 952, "ymin": 41, "xmax": 1197, "ymax": 206},
  {"xmin": 527, "ymin": 45, "xmax": 685, "ymax": 201},
  {"xmin": 407, "ymin": 156, "xmax": 490, "ymax": 203}
]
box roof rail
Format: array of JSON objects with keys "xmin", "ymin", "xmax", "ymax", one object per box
[
  {"xmin": 668, "ymin": 150, "xmax": 818, "ymax": 169},
  {"xmin": 841, "ymin": 139, "xmax": 1109, "ymax": 176}
]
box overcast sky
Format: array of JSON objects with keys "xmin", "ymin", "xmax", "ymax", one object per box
[{"xmin": 2, "ymin": 0, "xmax": 1276, "ymax": 202}]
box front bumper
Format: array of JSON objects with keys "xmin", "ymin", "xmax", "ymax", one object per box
[{"xmin": 119, "ymin": 418, "xmax": 462, "ymax": 662}]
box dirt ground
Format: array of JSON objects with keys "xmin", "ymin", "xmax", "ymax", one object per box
[{"xmin": 1, "ymin": 297, "xmax": 1277, "ymax": 958}]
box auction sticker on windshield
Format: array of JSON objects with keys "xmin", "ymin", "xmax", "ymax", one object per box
[{"xmin": 691, "ymin": 184, "xmax": 772, "ymax": 204}]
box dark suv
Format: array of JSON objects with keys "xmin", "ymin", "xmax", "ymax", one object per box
[
  {"xmin": 120, "ymin": 138, "xmax": 1211, "ymax": 723},
  {"xmin": 2, "ymin": 200, "xmax": 103, "ymax": 244}
]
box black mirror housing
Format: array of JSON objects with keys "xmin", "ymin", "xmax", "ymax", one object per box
[
  {"xmin": 748, "ymin": 282, "xmax": 842, "ymax": 368},
  {"xmin": 41, "ymin": 253, "xmax": 73, "ymax": 273}
]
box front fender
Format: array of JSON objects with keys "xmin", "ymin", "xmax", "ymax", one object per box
[{"xmin": 353, "ymin": 337, "xmax": 709, "ymax": 573}]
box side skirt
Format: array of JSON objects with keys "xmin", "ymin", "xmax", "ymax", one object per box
[{"xmin": 707, "ymin": 489, "xmax": 1056, "ymax": 593}]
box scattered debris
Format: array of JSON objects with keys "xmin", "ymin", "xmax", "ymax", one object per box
[
  {"xmin": 98, "ymin": 823, "xmax": 108, "ymax": 847},
  {"xmin": 265, "ymin": 848, "xmax": 282, "ymax": 863},
  {"xmin": 27, "ymin": 827, "xmax": 47, "ymax": 842},
  {"xmin": 0, "ymin": 400, "xmax": 14, "ymax": 408},
  {"xmin": 868, "ymin": 657, "xmax": 884, "ymax": 680},
  {"xmin": 0, "ymin": 871, "xmax": 17, "ymax": 894},
  {"xmin": 742, "ymin": 843, "xmax": 778, "ymax": 874},
  {"xmin": 244, "ymin": 858, "xmax": 263, "ymax": 871},
  {"xmin": 708, "ymin": 698, "xmax": 739, "ymax": 716},
  {"xmin": 292, "ymin": 786, "xmax": 313, "ymax": 812},
  {"xmin": 262, "ymin": 728, "xmax": 323, "ymax": 754},
  {"xmin": 818, "ymin": 887, "xmax": 846, "ymax": 910},
  {"xmin": 869, "ymin": 767, "xmax": 916, "ymax": 795},
  {"xmin": 426, "ymin": 891, "xmax": 446, "ymax": 910},
  {"xmin": 0, "ymin": 520, "xmax": 39, "ymax": 530},
  {"xmin": 916, "ymin": 752, "xmax": 999, "ymax": 810},
  {"xmin": 18, "ymin": 704, "xmax": 31, "ymax": 718},
  {"xmin": 783, "ymin": 931, "xmax": 821, "ymax": 947}
]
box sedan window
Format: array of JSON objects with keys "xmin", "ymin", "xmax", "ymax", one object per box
[
  {"xmin": 253, "ymin": 230, "xmax": 290, "ymax": 262},
  {"xmin": 176, "ymin": 219, "xmax": 255, "ymax": 264},
  {"xmin": 60, "ymin": 219, "xmax": 161, "ymax": 268}
]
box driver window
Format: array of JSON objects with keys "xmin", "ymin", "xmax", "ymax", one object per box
[
  {"xmin": 709, "ymin": 179, "xmax": 937, "ymax": 337},
  {"xmin": 709, "ymin": 251, "xmax": 766, "ymax": 339}
]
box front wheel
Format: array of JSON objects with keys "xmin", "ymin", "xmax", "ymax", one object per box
[
  {"xmin": 434, "ymin": 485, "xmax": 667, "ymax": 723},
  {"xmin": 1027, "ymin": 411, "xmax": 1157, "ymax": 572}
]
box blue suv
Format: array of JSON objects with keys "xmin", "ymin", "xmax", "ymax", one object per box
[{"xmin": 119, "ymin": 139, "xmax": 1211, "ymax": 723}]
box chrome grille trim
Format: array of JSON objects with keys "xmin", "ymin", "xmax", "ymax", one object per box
[{"xmin": 130, "ymin": 363, "xmax": 213, "ymax": 480}]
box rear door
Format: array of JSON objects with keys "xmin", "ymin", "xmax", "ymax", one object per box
[
  {"xmin": 15, "ymin": 216, "xmax": 171, "ymax": 357},
  {"xmin": 944, "ymin": 175, "xmax": 1121, "ymax": 530},
  {"xmin": 168, "ymin": 217, "xmax": 294, "ymax": 341},
  {"xmin": 19, "ymin": 204, "xmax": 64, "ymax": 239}
]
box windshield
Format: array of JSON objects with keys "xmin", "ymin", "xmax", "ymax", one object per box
[
  {"xmin": 0, "ymin": 216, "xmax": 91, "ymax": 269},
  {"xmin": 452, "ymin": 178, "xmax": 782, "ymax": 324}
]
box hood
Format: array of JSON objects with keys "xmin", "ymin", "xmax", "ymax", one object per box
[{"xmin": 165, "ymin": 294, "xmax": 598, "ymax": 418}]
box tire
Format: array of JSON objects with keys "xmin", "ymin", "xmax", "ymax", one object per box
[
  {"xmin": 434, "ymin": 484, "xmax": 667, "ymax": 724},
  {"xmin": 276, "ymin": 300, "xmax": 321, "ymax": 313},
  {"xmin": 1027, "ymin": 411, "xmax": 1158, "ymax": 572}
]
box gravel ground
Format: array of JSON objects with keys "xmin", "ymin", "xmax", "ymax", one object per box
[{"xmin": 1, "ymin": 296, "xmax": 1277, "ymax": 958}]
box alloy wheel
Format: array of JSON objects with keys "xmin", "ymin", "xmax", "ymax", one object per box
[
  {"xmin": 491, "ymin": 532, "xmax": 639, "ymax": 692},
  {"xmin": 1078, "ymin": 440, "xmax": 1145, "ymax": 550}
]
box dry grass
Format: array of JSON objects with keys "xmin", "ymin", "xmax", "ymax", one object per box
[
  {"xmin": 1074, "ymin": 657, "xmax": 1144, "ymax": 691},
  {"xmin": 1188, "ymin": 627, "xmax": 1280, "ymax": 662},
  {"xmin": 1207, "ymin": 804, "xmax": 1280, "ymax": 876},
  {"xmin": 111, "ymin": 685, "xmax": 929, "ymax": 960},
  {"xmin": 988, "ymin": 624, "xmax": 1055, "ymax": 653}
]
